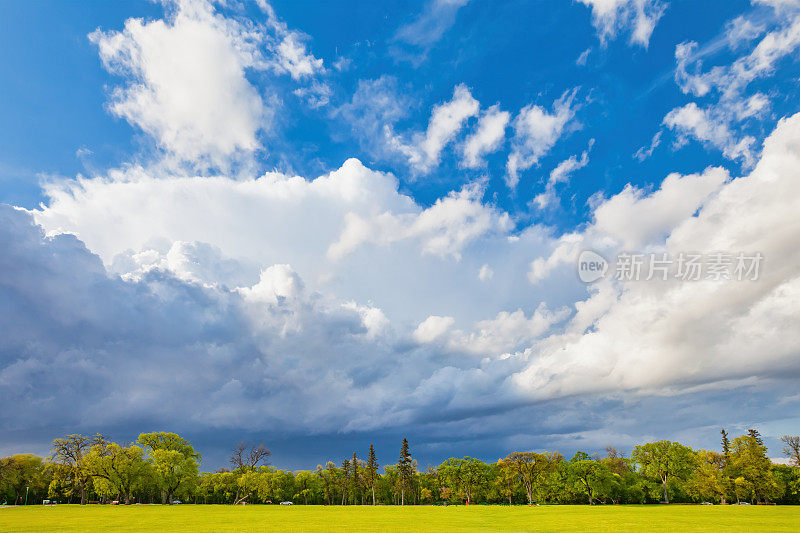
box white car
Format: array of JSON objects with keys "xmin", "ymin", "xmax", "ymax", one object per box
[{"xmin": 279, "ymin": 501, "xmax": 294, "ymax": 505}]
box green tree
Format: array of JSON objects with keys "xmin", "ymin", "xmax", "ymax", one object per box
[
  {"xmin": 137, "ymin": 432, "xmax": 201, "ymax": 505},
  {"xmin": 631, "ymin": 440, "xmax": 694, "ymax": 503},
  {"xmin": 688, "ymin": 449, "xmax": 726, "ymax": 503},
  {"xmin": 501, "ymin": 451, "xmax": 559, "ymax": 504},
  {"xmin": 351, "ymin": 452, "xmax": 360, "ymax": 505},
  {"xmin": 84, "ymin": 442, "xmax": 150, "ymax": 505},
  {"xmin": 437, "ymin": 457, "xmax": 491, "ymax": 504},
  {"xmin": 340, "ymin": 459, "xmax": 350, "ymax": 505},
  {"xmin": 294, "ymin": 470, "xmax": 317, "ymax": 504},
  {"xmin": 568, "ymin": 455, "xmax": 610, "ymax": 505},
  {"xmin": 1, "ymin": 454, "xmax": 49, "ymax": 505},
  {"xmin": 730, "ymin": 432, "xmax": 780, "ymax": 503},
  {"xmin": 397, "ymin": 438, "xmax": 414, "ymax": 505},
  {"xmin": 365, "ymin": 444, "xmax": 379, "ymax": 505},
  {"xmin": 50, "ymin": 434, "xmax": 96, "ymax": 505}
]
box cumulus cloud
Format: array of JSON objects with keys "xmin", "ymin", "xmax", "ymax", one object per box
[
  {"xmin": 506, "ymin": 90, "xmax": 578, "ymax": 189},
  {"xmin": 327, "ymin": 178, "xmax": 512, "ymax": 260},
  {"xmin": 514, "ymin": 114, "xmax": 800, "ymax": 400},
  {"xmin": 89, "ymin": 0, "xmax": 327, "ymax": 169},
  {"xmin": 528, "ymin": 164, "xmax": 729, "ymax": 283},
  {"xmin": 413, "ymin": 315, "xmax": 455, "ymax": 344},
  {"xmin": 90, "ymin": 0, "xmax": 268, "ymax": 168},
  {"xmin": 577, "ymin": 0, "xmax": 666, "ymax": 47},
  {"xmin": 5, "ymin": 112, "xmax": 800, "ymax": 457}
]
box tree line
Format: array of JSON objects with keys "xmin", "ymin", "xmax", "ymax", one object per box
[{"xmin": 1, "ymin": 430, "xmax": 799, "ymax": 506}]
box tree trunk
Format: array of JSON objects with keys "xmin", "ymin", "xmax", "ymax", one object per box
[
  {"xmin": 168, "ymin": 490, "xmax": 174, "ymax": 505},
  {"xmin": 79, "ymin": 480, "xmax": 86, "ymax": 505},
  {"xmin": 662, "ymin": 478, "xmax": 669, "ymax": 503},
  {"xmin": 372, "ymin": 486, "xmax": 376, "ymax": 505},
  {"xmin": 401, "ymin": 487, "xmax": 405, "ymax": 506}
]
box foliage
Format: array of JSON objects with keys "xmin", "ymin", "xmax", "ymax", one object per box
[{"xmin": 2, "ymin": 430, "xmax": 798, "ymax": 506}]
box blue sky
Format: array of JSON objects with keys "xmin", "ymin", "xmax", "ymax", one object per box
[{"xmin": 1, "ymin": 0, "xmax": 800, "ymax": 470}]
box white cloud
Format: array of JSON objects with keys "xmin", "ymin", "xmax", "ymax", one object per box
[
  {"xmin": 514, "ymin": 113, "xmax": 800, "ymax": 400},
  {"xmin": 413, "ymin": 315, "xmax": 455, "ymax": 343},
  {"xmin": 461, "ymin": 105, "xmax": 510, "ymax": 168},
  {"xmin": 7, "ymin": 111, "xmax": 800, "ymax": 448},
  {"xmin": 676, "ymin": 16, "xmax": 800, "ymax": 100},
  {"xmin": 276, "ymin": 34, "xmax": 324, "ymax": 80},
  {"xmin": 528, "ymin": 164, "xmax": 728, "ymax": 282},
  {"xmin": 726, "ymin": 15, "xmax": 766, "ymax": 49},
  {"xmin": 576, "ymin": 48, "xmax": 592, "ymax": 66},
  {"xmin": 90, "ymin": 0, "xmax": 268, "ymax": 168},
  {"xmin": 394, "ymin": 0, "xmax": 470, "ymax": 53},
  {"xmin": 391, "ymin": 84, "xmax": 480, "ymax": 173},
  {"xmin": 478, "ymin": 264, "xmax": 494, "ymax": 281},
  {"xmin": 506, "ymin": 90, "xmax": 578, "ymax": 189},
  {"xmin": 293, "ymin": 82, "xmax": 332, "ymax": 109},
  {"xmin": 327, "ymin": 178, "xmax": 512, "ymax": 260},
  {"xmin": 533, "ymin": 143, "xmax": 592, "ymax": 210},
  {"xmin": 239, "ymin": 264, "xmax": 304, "ymax": 304},
  {"xmin": 633, "ymin": 130, "xmax": 662, "ymax": 161},
  {"xmin": 663, "ymin": 103, "xmax": 756, "ymax": 164},
  {"xmin": 577, "ymin": 0, "xmax": 666, "ymax": 47},
  {"xmin": 256, "ymin": 0, "xmax": 325, "ymax": 79}
]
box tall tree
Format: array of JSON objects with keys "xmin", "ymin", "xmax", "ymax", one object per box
[
  {"xmin": 747, "ymin": 429, "xmax": 765, "ymax": 447},
  {"xmin": 84, "ymin": 443, "xmax": 150, "ymax": 505},
  {"xmin": 730, "ymin": 432, "xmax": 778, "ymax": 503},
  {"xmin": 138, "ymin": 432, "xmax": 201, "ymax": 505},
  {"xmin": 50, "ymin": 434, "xmax": 93, "ymax": 505},
  {"xmin": 721, "ymin": 429, "xmax": 731, "ymax": 460},
  {"xmin": 568, "ymin": 456, "xmax": 610, "ymax": 505},
  {"xmin": 501, "ymin": 451, "xmax": 559, "ymax": 504},
  {"xmin": 351, "ymin": 452, "xmax": 359, "ymax": 505},
  {"xmin": 340, "ymin": 459, "xmax": 350, "ymax": 505},
  {"xmin": 365, "ymin": 444, "xmax": 379, "ymax": 505},
  {"xmin": 631, "ymin": 441, "xmax": 694, "ymax": 503},
  {"xmin": 397, "ymin": 438, "xmax": 414, "ymax": 506},
  {"xmin": 688, "ymin": 450, "xmax": 727, "ymax": 503}
]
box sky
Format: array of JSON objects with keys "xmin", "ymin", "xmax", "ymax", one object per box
[{"xmin": 1, "ymin": 0, "xmax": 799, "ymax": 471}]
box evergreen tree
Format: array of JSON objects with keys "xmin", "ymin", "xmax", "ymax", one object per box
[
  {"xmin": 747, "ymin": 429, "xmax": 764, "ymax": 447},
  {"xmin": 351, "ymin": 452, "xmax": 359, "ymax": 505},
  {"xmin": 721, "ymin": 429, "xmax": 731, "ymax": 460},
  {"xmin": 341, "ymin": 459, "xmax": 350, "ymax": 505},
  {"xmin": 398, "ymin": 438, "xmax": 414, "ymax": 505},
  {"xmin": 365, "ymin": 444, "xmax": 379, "ymax": 505},
  {"xmin": 719, "ymin": 429, "xmax": 733, "ymax": 504}
]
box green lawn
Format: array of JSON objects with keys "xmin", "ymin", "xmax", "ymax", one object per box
[{"xmin": 1, "ymin": 504, "xmax": 798, "ymax": 532}]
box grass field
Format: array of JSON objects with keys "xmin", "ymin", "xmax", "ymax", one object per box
[{"xmin": 1, "ymin": 504, "xmax": 798, "ymax": 532}]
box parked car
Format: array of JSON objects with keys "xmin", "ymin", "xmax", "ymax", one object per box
[
  {"xmin": 280, "ymin": 501, "xmax": 294, "ymax": 505},
  {"xmin": 172, "ymin": 500, "xmax": 182, "ymax": 505},
  {"xmin": 733, "ymin": 502, "xmax": 751, "ymax": 505},
  {"xmin": 700, "ymin": 502, "xmax": 713, "ymax": 505}
]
